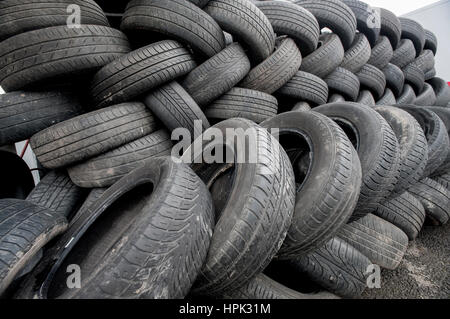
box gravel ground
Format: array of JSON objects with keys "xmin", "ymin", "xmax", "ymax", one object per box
[{"xmin": 362, "ymin": 222, "xmax": 450, "ymax": 299}]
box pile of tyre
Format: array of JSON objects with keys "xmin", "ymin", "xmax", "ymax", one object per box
[{"xmin": 0, "ymin": 0, "xmax": 449, "ymax": 299}]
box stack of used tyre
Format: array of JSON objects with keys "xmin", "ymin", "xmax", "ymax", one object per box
[{"xmin": 0, "ymin": 0, "xmax": 448, "ymax": 299}]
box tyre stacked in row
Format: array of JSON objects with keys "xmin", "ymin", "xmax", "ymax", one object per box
[{"xmin": 0, "ymin": 0, "xmax": 448, "ymax": 300}]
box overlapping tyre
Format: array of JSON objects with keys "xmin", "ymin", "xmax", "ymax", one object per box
[
  {"xmin": 261, "ymin": 111, "xmax": 362, "ymax": 256},
  {"xmin": 315, "ymin": 103, "xmax": 400, "ymax": 221},
  {"xmin": 42, "ymin": 157, "xmax": 215, "ymax": 299},
  {"xmin": 182, "ymin": 119, "xmax": 296, "ymax": 297}
]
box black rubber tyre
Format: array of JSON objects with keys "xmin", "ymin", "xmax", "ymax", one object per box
[
  {"xmin": 144, "ymin": 81, "xmax": 210, "ymax": 137},
  {"xmin": 0, "ymin": 0, "xmax": 109, "ymax": 41},
  {"xmin": 0, "ymin": 199, "xmax": 67, "ymax": 296},
  {"xmin": 356, "ymin": 64, "xmax": 386, "ymax": 99},
  {"xmin": 374, "ymin": 191, "xmax": 426, "ymax": 240},
  {"xmin": 315, "ymin": 103, "xmax": 400, "ymax": 221},
  {"xmin": 295, "ymin": 0, "xmax": 357, "ymax": 50},
  {"xmin": 328, "ymin": 93, "xmax": 346, "ymax": 103},
  {"xmin": 424, "ymin": 67, "xmax": 436, "ymax": 81},
  {"xmin": 45, "ymin": 157, "xmax": 214, "ymax": 299},
  {"xmin": 255, "ymin": 1, "xmax": 320, "ymax": 56},
  {"xmin": 391, "ymin": 39, "xmax": 416, "ymax": 69},
  {"xmin": 338, "ymin": 213, "xmax": 409, "ymax": 270},
  {"xmin": 376, "ymin": 88, "xmax": 396, "ymax": 106},
  {"xmin": 427, "ymin": 107, "xmax": 450, "ymax": 175},
  {"xmin": 30, "ymin": 103, "xmax": 158, "ymax": 169},
  {"xmin": 277, "ymin": 71, "xmax": 329, "ymax": 106},
  {"xmin": 0, "ymin": 25, "xmax": 130, "ymax": 92},
  {"xmin": 182, "ymin": 118, "xmax": 296, "ymax": 296},
  {"xmin": 408, "ymin": 178, "xmax": 450, "ymax": 225},
  {"xmin": 181, "ymin": 43, "xmax": 250, "ymax": 107},
  {"xmin": 399, "ymin": 17, "xmax": 425, "ymax": 57},
  {"xmin": 397, "ymin": 84, "xmax": 417, "ymax": 105},
  {"xmin": 378, "ymin": 8, "xmax": 401, "ymax": 49},
  {"xmin": 403, "ymin": 63, "xmax": 425, "ymax": 94},
  {"xmin": 357, "ymin": 90, "xmax": 375, "ymax": 106},
  {"xmin": 399, "ymin": 106, "xmax": 450, "ymax": 178},
  {"xmin": 375, "ymin": 106, "xmax": 428, "ymax": 195},
  {"xmin": 90, "ymin": 40, "xmax": 197, "ymax": 109},
  {"xmin": 300, "ymin": 33, "xmax": 345, "ymax": 78},
  {"xmin": 424, "ymin": 29, "xmax": 437, "ymax": 55},
  {"xmin": 427, "ymin": 77, "xmax": 450, "ymax": 107},
  {"xmin": 292, "ymin": 102, "xmax": 312, "ymax": 112},
  {"xmin": 204, "ymin": 0, "xmax": 276, "ymax": 64},
  {"xmin": 27, "ymin": 171, "xmax": 87, "ymax": 219},
  {"xmin": 324, "ymin": 67, "xmax": 360, "ymax": 101},
  {"xmin": 239, "ymin": 37, "xmax": 302, "ymax": 94},
  {"xmin": 223, "ymin": 274, "xmax": 338, "ymax": 299},
  {"xmin": 288, "ymin": 237, "xmax": 371, "ymax": 298},
  {"xmin": 121, "ymin": 0, "xmax": 225, "ymax": 58},
  {"xmin": 261, "ymin": 111, "xmax": 362, "ymax": 256},
  {"xmin": 412, "ymin": 50, "xmax": 435, "ymax": 74},
  {"xmin": 433, "ymin": 172, "xmax": 450, "ymax": 191},
  {"xmin": 0, "ymin": 91, "xmax": 83, "ymax": 146},
  {"xmin": 205, "ymin": 88, "xmax": 278, "ymax": 124},
  {"xmin": 382, "ymin": 63, "xmax": 405, "ymax": 98},
  {"xmin": 68, "ymin": 130, "xmax": 173, "ymax": 188},
  {"xmin": 415, "ymin": 83, "xmax": 437, "ymax": 106},
  {"xmin": 368, "ymin": 36, "xmax": 393, "ymax": 70},
  {"xmin": 340, "ymin": 33, "xmax": 371, "ymax": 73},
  {"xmin": 342, "ymin": 0, "xmax": 380, "ymax": 46}
]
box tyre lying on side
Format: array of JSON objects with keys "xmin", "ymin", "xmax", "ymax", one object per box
[
  {"xmin": 374, "ymin": 191, "xmax": 426, "ymax": 240},
  {"xmin": 337, "ymin": 213, "xmax": 409, "ymax": 270},
  {"xmin": 223, "ymin": 274, "xmax": 339, "ymax": 299},
  {"xmin": 0, "ymin": 25, "xmax": 130, "ymax": 91},
  {"xmin": 90, "ymin": 40, "xmax": 197, "ymax": 109},
  {"xmin": 43, "ymin": 157, "xmax": 215, "ymax": 299},
  {"xmin": 181, "ymin": 43, "xmax": 251, "ymax": 107},
  {"xmin": 287, "ymin": 237, "xmax": 372, "ymax": 298},
  {"xmin": 121, "ymin": 0, "xmax": 225, "ymax": 58},
  {"xmin": 0, "ymin": 0, "xmax": 109, "ymax": 41},
  {"xmin": 30, "ymin": 102, "xmax": 158, "ymax": 169},
  {"xmin": 68, "ymin": 130, "xmax": 173, "ymax": 188},
  {"xmin": 255, "ymin": 1, "xmax": 320, "ymax": 56},
  {"xmin": 0, "ymin": 91, "xmax": 83, "ymax": 147},
  {"xmin": 205, "ymin": 88, "xmax": 278, "ymax": 124},
  {"xmin": 408, "ymin": 178, "xmax": 450, "ymax": 225},
  {"xmin": 315, "ymin": 102, "xmax": 400, "ymax": 221},
  {"xmin": 261, "ymin": 111, "xmax": 362, "ymax": 257}
]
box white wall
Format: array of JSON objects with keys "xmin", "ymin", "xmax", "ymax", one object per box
[{"xmin": 402, "ymin": 0, "xmax": 450, "ymax": 81}]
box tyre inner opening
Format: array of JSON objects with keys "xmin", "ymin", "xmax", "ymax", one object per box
[
  {"xmin": 278, "ymin": 130, "xmax": 313, "ymax": 193},
  {"xmin": 47, "ymin": 183, "xmax": 154, "ymax": 299},
  {"xmin": 191, "ymin": 144, "xmax": 236, "ymax": 223},
  {"xmin": 333, "ymin": 119, "xmax": 360, "ymax": 151}
]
